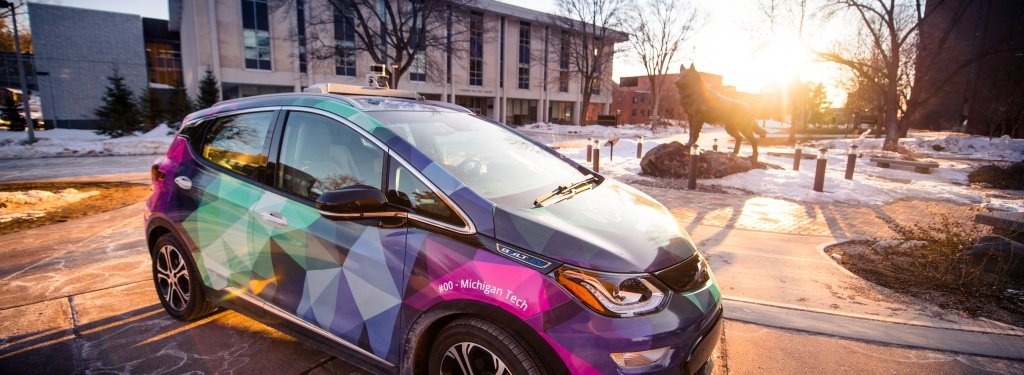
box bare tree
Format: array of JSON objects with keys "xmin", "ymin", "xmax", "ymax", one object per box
[
  {"xmin": 817, "ymin": 0, "xmax": 975, "ymax": 150},
  {"xmin": 274, "ymin": 0, "xmax": 475, "ymax": 88},
  {"xmin": 625, "ymin": 0, "xmax": 699, "ymax": 127},
  {"xmin": 551, "ymin": 0, "xmax": 629, "ymax": 124}
]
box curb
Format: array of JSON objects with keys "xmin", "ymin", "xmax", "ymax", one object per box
[{"xmin": 723, "ymin": 298, "xmax": 1024, "ymax": 360}]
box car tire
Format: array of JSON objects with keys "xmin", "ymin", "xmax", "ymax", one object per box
[
  {"xmin": 151, "ymin": 233, "xmax": 218, "ymax": 321},
  {"xmin": 428, "ymin": 317, "xmax": 548, "ymax": 375}
]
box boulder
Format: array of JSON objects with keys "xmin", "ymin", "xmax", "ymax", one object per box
[
  {"xmin": 639, "ymin": 141, "xmax": 762, "ymax": 179},
  {"xmin": 963, "ymin": 235, "xmax": 1024, "ymax": 279}
]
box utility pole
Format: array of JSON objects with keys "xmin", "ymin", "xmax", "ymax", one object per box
[{"xmin": 2, "ymin": 0, "xmax": 34, "ymax": 143}]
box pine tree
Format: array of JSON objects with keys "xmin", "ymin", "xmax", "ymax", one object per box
[
  {"xmin": 164, "ymin": 80, "xmax": 193, "ymax": 130},
  {"xmin": 94, "ymin": 68, "xmax": 143, "ymax": 138},
  {"xmin": 2, "ymin": 93, "xmax": 25, "ymax": 132},
  {"xmin": 139, "ymin": 87, "xmax": 164, "ymax": 130},
  {"xmin": 195, "ymin": 69, "xmax": 220, "ymax": 110}
]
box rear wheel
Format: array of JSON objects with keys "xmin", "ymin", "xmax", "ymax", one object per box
[
  {"xmin": 428, "ymin": 317, "xmax": 548, "ymax": 375},
  {"xmin": 152, "ymin": 233, "xmax": 218, "ymax": 320}
]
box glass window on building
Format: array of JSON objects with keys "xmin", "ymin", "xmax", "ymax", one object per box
[
  {"xmin": 518, "ymin": 22, "xmax": 530, "ymax": 90},
  {"xmin": 506, "ymin": 99, "xmax": 537, "ymax": 126},
  {"xmin": 559, "ymin": 71, "xmax": 569, "ymax": 93},
  {"xmin": 334, "ymin": 4, "xmax": 356, "ymax": 76},
  {"xmin": 410, "ymin": 52, "xmax": 427, "ymax": 82},
  {"xmin": 469, "ymin": 11, "xmax": 483, "ymax": 86},
  {"xmin": 559, "ymin": 31, "xmax": 570, "ymax": 92},
  {"xmin": 549, "ymin": 101, "xmax": 574, "ymax": 125},
  {"xmin": 221, "ymin": 83, "xmax": 294, "ymax": 100},
  {"xmin": 297, "ymin": 0, "xmax": 307, "ymax": 73},
  {"xmin": 242, "ymin": 0, "xmax": 271, "ymax": 70}
]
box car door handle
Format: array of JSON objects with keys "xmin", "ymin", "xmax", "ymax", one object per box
[
  {"xmin": 258, "ymin": 211, "xmax": 289, "ymax": 227},
  {"xmin": 174, "ymin": 176, "xmax": 192, "ymax": 190}
]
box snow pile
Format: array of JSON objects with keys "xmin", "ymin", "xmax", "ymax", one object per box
[
  {"xmin": 812, "ymin": 132, "xmax": 1024, "ymax": 161},
  {"xmin": 0, "ymin": 124, "xmax": 174, "ymax": 159},
  {"xmin": 520, "ymin": 123, "xmax": 687, "ymax": 138},
  {"xmin": 0, "ymin": 188, "xmax": 100, "ymax": 222}
]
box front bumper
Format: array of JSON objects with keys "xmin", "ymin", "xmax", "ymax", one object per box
[{"xmin": 529, "ymin": 278, "xmax": 723, "ymax": 374}]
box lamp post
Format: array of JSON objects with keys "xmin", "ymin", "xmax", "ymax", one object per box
[{"xmin": 2, "ymin": 0, "xmax": 34, "ymax": 142}]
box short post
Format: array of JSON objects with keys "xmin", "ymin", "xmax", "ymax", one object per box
[
  {"xmin": 793, "ymin": 142, "xmax": 802, "ymax": 171},
  {"xmin": 636, "ymin": 136, "xmax": 644, "ymax": 158},
  {"xmin": 586, "ymin": 137, "xmax": 593, "ymax": 162},
  {"xmin": 712, "ymin": 138, "xmax": 718, "ymax": 152},
  {"xmin": 813, "ymin": 147, "xmax": 827, "ymax": 192},
  {"xmin": 592, "ymin": 144, "xmax": 600, "ymax": 173},
  {"xmin": 687, "ymin": 146, "xmax": 699, "ymax": 190},
  {"xmin": 844, "ymin": 145, "xmax": 858, "ymax": 180},
  {"xmin": 607, "ymin": 139, "xmax": 616, "ymax": 161}
]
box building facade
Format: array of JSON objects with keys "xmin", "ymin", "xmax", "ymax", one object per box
[
  {"xmin": 170, "ymin": 0, "xmax": 619, "ymax": 125},
  {"xmin": 29, "ymin": 3, "xmax": 149, "ymax": 129},
  {"xmin": 611, "ymin": 72, "xmax": 724, "ymax": 125}
]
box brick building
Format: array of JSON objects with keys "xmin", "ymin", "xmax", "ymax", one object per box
[{"xmin": 611, "ymin": 71, "xmax": 723, "ymax": 125}]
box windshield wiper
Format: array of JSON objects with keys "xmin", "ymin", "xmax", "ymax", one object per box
[{"xmin": 533, "ymin": 174, "xmax": 599, "ymax": 207}]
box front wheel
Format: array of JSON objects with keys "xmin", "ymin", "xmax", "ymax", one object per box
[
  {"xmin": 428, "ymin": 317, "xmax": 548, "ymax": 375},
  {"xmin": 151, "ymin": 233, "xmax": 218, "ymax": 321}
]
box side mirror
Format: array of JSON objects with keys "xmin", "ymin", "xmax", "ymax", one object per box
[{"xmin": 315, "ymin": 185, "xmax": 387, "ymax": 218}]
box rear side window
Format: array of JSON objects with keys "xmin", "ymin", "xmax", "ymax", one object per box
[
  {"xmin": 387, "ymin": 160, "xmax": 464, "ymax": 228},
  {"xmin": 201, "ymin": 111, "xmax": 275, "ymax": 180},
  {"xmin": 276, "ymin": 111, "xmax": 385, "ymax": 200}
]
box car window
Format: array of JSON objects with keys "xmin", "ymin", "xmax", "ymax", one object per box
[
  {"xmin": 368, "ymin": 111, "xmax": 584, "ymax": 207},
  {"xmin": 387, "ymin": 159, "xmax": 464, "ymax": 228},
  {"xmin": 277, "ymin": 111, "xmax": 385, "ymax": 200},
  {"xmin": 201, "ymin": 111, "xmax": 275, "ymax": 180}
]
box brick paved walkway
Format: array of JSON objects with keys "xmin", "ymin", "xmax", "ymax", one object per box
[{"xmin": 636, "ymin": 185, "xmax": 985, "ymax": 240}]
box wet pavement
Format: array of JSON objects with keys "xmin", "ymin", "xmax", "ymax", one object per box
[{"xmin": 0, "ymin": 155, "xmax": 157, "ymax": 182}]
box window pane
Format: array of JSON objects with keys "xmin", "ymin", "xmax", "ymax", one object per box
[
  {"xmin": 278, "ymin": 112, "xmax": 384, "ymax": 200},
  {"xmin": 202, "ymin": 112, "xmax": 275, "ymax": 180},
  {"xmin": 371, "ymin": 112, "xmax": 585, "ymax": 207},
  {"xmin": 387, "ymin": 160, "xmax": 463, "ymax": 227}
]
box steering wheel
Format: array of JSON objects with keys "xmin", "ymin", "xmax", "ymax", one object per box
[{"xmin": 456, "ymin": 158, "xmax": 483, "ymax": 177}]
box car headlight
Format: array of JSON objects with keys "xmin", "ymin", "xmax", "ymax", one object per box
[{"xmin": 554, "ymin": 266, "xmax": 668, "ymax": 317}]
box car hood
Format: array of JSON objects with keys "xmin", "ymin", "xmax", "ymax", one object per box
[{"xmin": 492, "ymin": 179, "xmax": 697, "ymax": 273}]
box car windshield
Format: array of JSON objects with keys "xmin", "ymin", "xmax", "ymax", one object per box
[{"xmin": 368, "ymin": 111, "xmax": 585, "ymax": 207}]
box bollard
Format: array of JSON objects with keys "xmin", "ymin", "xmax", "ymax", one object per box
[
  {"xmin": 793, "ymin": 143, "xmax": 802, "ymax": 171},
  {"xmin": 813, "ymin": 147, "xmax": 827, "ymax": 192},
  {"xmin": 712, "ymin": 138, "xmax": 718, "ymax": 152},
  {"xmin": 637, "ymin": 136, "xmax": 644, "ymax": 158},
  {"xmin": 687, "ymin": 146, "xmax": 699, "ymax": 190},
  {"xmin": 608, "ymin": 140, "xmax": 615, "ymax": 161},
  {"xmin": 593, "ymin": 147, "xmax": 600, "ymax": 173},
  {"xmin": 586, "ymin": 137, "xmax": 593, "ymax": 162},
  {"xmin": 844, "ymin": 145, "xmax": 859, "ymax": 180}
]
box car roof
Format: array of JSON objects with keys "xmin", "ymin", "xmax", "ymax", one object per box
[{"xmin": 188, "ymin": 91, "xmax": 472, "ymax": 124}]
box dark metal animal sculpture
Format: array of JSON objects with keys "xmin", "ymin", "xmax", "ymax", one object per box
[{"xmin": 675, "ymin": 64, "xmax": 766, "ymax": 162}]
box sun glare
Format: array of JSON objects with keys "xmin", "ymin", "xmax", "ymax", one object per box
[{"xmin": 757, "ymin": 36, "xmax": 813, "ymax": 85}]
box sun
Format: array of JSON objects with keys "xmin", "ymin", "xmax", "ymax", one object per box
[{"xmin": 757, "ymin": 35, "xmax": 814, "ymax": 85}]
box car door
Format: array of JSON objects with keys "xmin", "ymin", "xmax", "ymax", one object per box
[
  {"xmin": 177, "ymin": 110, "xmax": 277, "ymax": 291},
  {"xmin": 249, "ymin": 109, "xmax": 407, "ymax": 365}
]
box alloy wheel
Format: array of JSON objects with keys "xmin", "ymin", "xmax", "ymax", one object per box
[
  {"xmin": 440, "ymin": 341, "xmax": 512, "ymax": 375},
  {"xmin": 155, "ymin": 244, "xmax": 191, "ymax": 311}
]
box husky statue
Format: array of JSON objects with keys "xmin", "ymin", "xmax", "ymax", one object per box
[{"xmin": 675, "ymin": 63, "xmax": 766, "ymax": 162}]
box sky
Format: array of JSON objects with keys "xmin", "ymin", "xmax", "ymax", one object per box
[{"xmin": 28, "ymin": 0, "xmax": 851, "ymax": 105}]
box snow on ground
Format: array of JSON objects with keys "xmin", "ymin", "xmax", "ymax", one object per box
[
  {"xmin": 0, "ymin": 188, "xmax": 100, "ymax": 222},
  {"xmin": 520, "ymin": 122, "xmax": 688, "ymax": 138},
  {"xmin": 812, "ymin": 131, "xmax": 1024, "ymax": 161},
  {"xmin": 536, "ymin": 124, "xmax": 1024, "ymax": 211},
  {"xmin": 0, "ymin": 124, "xmax": 174, "ymax": 159}
]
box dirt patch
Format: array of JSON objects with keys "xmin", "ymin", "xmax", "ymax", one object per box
[
  {"xmin": 827, "ymin": 240, "xmax": 1024, "ymax": 328},
  {"xmin": 0, "ymin": 182, "xmax": 150, "ymax": 235}
]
